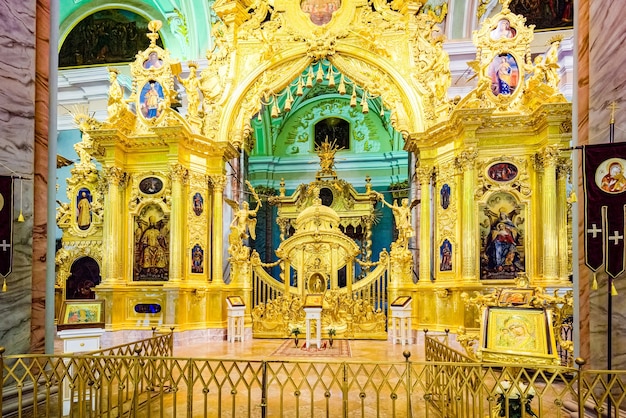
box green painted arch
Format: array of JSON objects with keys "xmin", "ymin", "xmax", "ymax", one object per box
[
  {"xmin": 219, "ymin": 44, "xmax": 426, "ymax": 151},
  {"xmin": 268, "ymin": 96, "xmax": 394, "ymax": 157}
]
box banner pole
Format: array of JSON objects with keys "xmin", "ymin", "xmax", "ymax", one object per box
[{"xmin": 607, "ymin": 102, "xmax": 616, "ymax": 416}]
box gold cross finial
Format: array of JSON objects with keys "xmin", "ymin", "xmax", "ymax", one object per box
[{"xmin": 609, "ymin": 101, "xmax": 619, "ymax": 124}]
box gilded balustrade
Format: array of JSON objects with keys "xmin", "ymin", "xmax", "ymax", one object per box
[{"xmin": 2, "ymin": 336, "xmax": 626, "ymax": 417}]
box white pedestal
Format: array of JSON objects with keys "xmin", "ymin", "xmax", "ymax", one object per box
[
  {"xmin": 390, "ymin": 305, "xmax": 412, "ymax": 345},
  {"xmin": 57, "ymin": 328, "xmax": 105, "ymax": 416},
  {"xmin": 227, "ymin": 306, "xmax": 245, "ymax": 343},
  {"xmin": 304, "ymin": 307, "xmax": 322, "ymax": 349}
]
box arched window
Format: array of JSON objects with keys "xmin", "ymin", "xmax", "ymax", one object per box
[
  {"xmin": 66, "ymin": 257, "xmax": 101, "ymax": 299},
  {"xmin": 314, "ymin": 117, "xmax": 350, "ymax": 150}
]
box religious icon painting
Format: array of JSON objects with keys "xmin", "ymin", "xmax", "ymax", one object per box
[
  {"xmin": 139, "ymin": 176, "xmax": 163, "ymax": 195},
  {"xmin": 480, "ymin": 192, "xmax": 525, "ymax": 280},
  {"xmin": 192, "ymin": 192, "xmax": 204, "ymax": 216},
  {"xmin": 490, "ymin": 19, "xmax": 517, "ymax": 40},
  {"xmin": 133, "ymin": 205, "xmax": 169, "ymax": 281},
  {"xmin": 140, "ymin": 80, "xmax": 164, "ymax": 119},
  {"xmin": 143, "ymin": 51, "xmax": 163, "ymax": 70},
  {"xmin": 487, "ymin": 162, "xmax": 518, "ymax": 182},
  {"xmin": 300, "ymin": 0, "xmax": 341, "ymax": 26},
  {"xmin": 480, "ymin": 307, "xmax": 559, "ymax": 365},
  {"xmin": 440, "ymin": 183, "xmax": 450, "ymax": 209},
  {"xmin": 76, "ymin": 188, "xmax": 93, "ymax": 230},
  {"xmin": 191, "ymin": 244, "xmax": 204, "ymax": 274},
  {"xmin": 439, "ymin": 239, "xmax": 452, "ymax": 271},
  {"xmin": 488, "ymin": 53, "xmax": 519, "ymax": 96},
  {"xmin": 593, "ymin": 157, "xmax": 626, "ymax": 194}
]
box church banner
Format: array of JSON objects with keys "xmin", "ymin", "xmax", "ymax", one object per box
[
  {"xmin": 0, "ymin": 176, "xmax": 13, "ymax": 277},
  {"xmin": 583, "ymin": 143, "xmax": 626, "ymax": 277}
]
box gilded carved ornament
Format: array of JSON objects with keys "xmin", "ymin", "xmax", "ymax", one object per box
[
  {"xmin": 475, "ymin": 156, "xmax": 531, "ymax": 199},
  {"xmin": 169, "ymin": 163, "xmax": 189, "ymax": 184},
  {"xmin": 128, "ymin": 172, "xmax": 171, "ymax": 213},
  {"xmin": 454, "ymin": 149, "xmax": 478, "ymax": 172},
  {"xmin": 55, "ymin": 242, "xmax": 103, "ymax": 288},
  {"xmin": 539, "ymin": 145, "xmax": 561, "ymax": 168},
  {"xmin": 415, "ymin": 166, "xmax": 433, "ymax": 185},
  {"xmin": 213, "ymin": 0, "xmax": 436, "ymax": 146},
  {"xmin": 460, "ymin": 285, "xmax": 574, "ymax": 364},
  {"xmin": 409, "ymin": 9, "xmax": 451, "ymax": 105},
  {"xmin": 458, "ymin": 1, "xmax": 549, "ymax": 113},
  {"xmin": 103, "ymin": 167, "xmax": 128, "ymax": 189},
  {"xmin": 208, "ymin": 174, "xmax": 227, "ymax": 191},
  {"xmin": 556, "ymin": 157, "xmax": 572, "ymax": 179}
]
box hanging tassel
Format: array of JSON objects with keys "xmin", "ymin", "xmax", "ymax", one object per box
[
  {"xmin": 284, "ymin": 94, "xmax": 293, "ymax": 112},
  {"xmin": 18, "ymin": 179, "xmax": 24, "ymax": 222},
  {"xmin": 306, "ymin": 67, "xmax": 314, "ymax": 88},
  {"xmin": 271, "ymin": 100, "xmax": 280, "ymax": 118},
  {"xmin": 592, "ymin": 272, "xmax": 598, "ymax": 290},
  {"xmin": 611, "ymin": 281, "xmax": 618, "ymax": 296},
  {"xmin": 316, "ymin": 63, "xmax": 324, "ymax": 83},
  {"xmin": 350, "ymin": 88, "xmax": 357, "ymax": 107},
  {"xmin": 296, "ymin": 77, "xmax": 304, "ymax": 96},
  {"xmin": 360, "ymin": 91, "xmax": 369, "ymax": 114},
  {"xmin": 326, "ymin": 66, "xmax": 335, "ymax": 87},
  {"xmin": 2, "ymin": 277, "xmax": 6, "ymax": 292},
  {"xmin": 569, "ymin": 191, "xmax": 577, "ymax": 203},
  {"xmin": 338, "ymin": 75, "xmax": 346, "ymax": 95}
]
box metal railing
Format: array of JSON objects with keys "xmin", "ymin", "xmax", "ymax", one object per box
[{"xmin": 2, "ymin": 334, "xmax": 625, "ymax": 417}]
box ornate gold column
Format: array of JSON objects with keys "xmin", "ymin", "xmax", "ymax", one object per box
[
  {"xmin": 209, "ymin": 174, "xmax": 226, "ymax": 284},
  {"xmin": 346, "ymin": 256, "xmax": 354, "ymax": 294},
  {"xmin": 456, "ymin": 149, "xmax": 478, "ymax": 281},
  {"xmin": 540, "ymin": 146, "xmax": 560, "ymax": 280},
  {"xmin": 416, "ymin": 165, "xmax": 432, "ymax": 282},
  {"xmin": 557, "ymin": 158, "xmax": 571, "ymax": 280},
  {"xmin": 169, "ymin": 163, "xmax": 188, "ymax": 282},
  {"xmin": 102, "ymin": 167, "xmax": 127, "ymax": 283}
]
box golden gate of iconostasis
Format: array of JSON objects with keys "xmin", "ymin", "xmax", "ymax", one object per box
[{"xmin": 57, "ymin": 0, "xmax": 573, "ymax": 343}]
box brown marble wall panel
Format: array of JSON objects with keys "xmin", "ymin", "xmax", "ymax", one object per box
[
  {"xmin": 31, "ymin": 0, "xmax": 50, "ymax": 354},
  {"xmin": 584, "ymin": 0, "xmax": 626, "ymax": 370},
  {"xmin": 0, "ymin": 0, "xmax": 37, "ymax": 354},
  {"xmin": 576, "ymin": 0, "xmax": 591, "ymax": 366}
]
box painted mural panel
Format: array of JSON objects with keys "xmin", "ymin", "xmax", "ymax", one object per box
[
  {"xmin": 59, "ymin": 9, "xmax": 163, "ymax": 68},
  {"xmin": 509, "ymin": 0, "xmax": 573, "ymax": 31}
]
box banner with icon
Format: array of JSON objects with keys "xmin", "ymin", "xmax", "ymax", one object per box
[
  {"xmin": 583, "ymin": 143, "xmax": 626, "ymax": 277},
  {"xmin": 0, "ymin": 176, "xmax": 13, "ymax": 277}
]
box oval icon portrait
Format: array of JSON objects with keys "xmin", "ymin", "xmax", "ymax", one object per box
[
  {"xmin": 139, "ymin": 177, "xmax": 163, "ymax": 194},
  {"xmin": 595, "ymin": 158, "xmax": 626, "ymax": 194},
  {"xmin": 301, "ymin": 0, "xmax": 341, "ymax": 26},
  {"xmin": 488, "ymin": 162, "xmax": 518, "ymax": 182},
  {"xmin": 488, "ymin": 53, "xmax": 519, "ymax": 96},
  {"xmin": 140, "ymin": 80, "xmax": 164, "ymax": 119}
]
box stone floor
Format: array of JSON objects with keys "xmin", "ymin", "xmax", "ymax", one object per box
[{"xmin": 173, "ymin": 335, "xmax": 426, "ymax": 362}]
